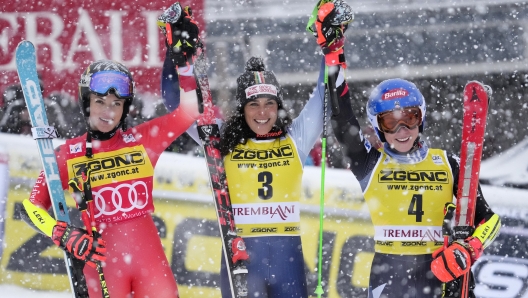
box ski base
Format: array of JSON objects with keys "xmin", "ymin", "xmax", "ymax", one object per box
[
  {"xmin": 452, "ymin": 81, "xmax": 491, "ymax": 298},
  {"xmin": 16, "ymin": 40, "xmax": 89, "ymax": 298},
  {"xmin": 194, "ymin": 47, "xmax": 248, "ymax": 298}
]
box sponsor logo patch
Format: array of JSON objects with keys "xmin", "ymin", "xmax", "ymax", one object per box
[
  {"xmin": 251, "ymin": 227, "xmax": 278, "ymax": 233},
  {"xmin": 245, "ymin": 84, "xmax": 278, "ymax": 98},
  {"xmin": 123, "ymin": 133, "xmax": 136, "ymax": 143},
  {"xmin": 382, "ymin": 88, "xmax": 409, "ymax": 100},
  {"xmin": 378, "ymin": 170, "xmax": 449, "ymax": 183},
  {"xmin": 69, "ymin": 142, "xmax": 83, "ymax": 154},
  {"xmin": 432, "ymin": 155, "xmax": 445, "ymax": 165}
]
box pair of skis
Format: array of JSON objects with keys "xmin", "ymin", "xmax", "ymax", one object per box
[
  {"xmin": 451, "ymin": 81, "xmax": 491, "ymax": 297},
  {"xmin": 15, "ymin": 41, "xmax": 106, "ymax": 298},
  {"xmin": 158, "ymin": 3, "xmax": 248, "ymax": 294},
  {"xmin": 192, "ymin": 42, "xmax": 249, "ymax": 298},
  {"xmin": 440, "ymin": 81, "xmax": 491, "ymax": 298}
]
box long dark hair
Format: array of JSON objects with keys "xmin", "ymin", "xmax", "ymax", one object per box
[{"xmin": 218, "ymin": 106, "xmax": 293, "ymax": 156}]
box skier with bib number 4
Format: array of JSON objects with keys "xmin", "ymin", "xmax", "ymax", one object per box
[
  {"xmin": 156, "ymin": 2, "xmax": 355, "ymax": 296},
  {"xmin": 19, "ymin": 56, "xmax": 200, "ymax": 296},
  {"xmin": 314, "ymin": 5, "xmax": 502, "ymax": 298}
]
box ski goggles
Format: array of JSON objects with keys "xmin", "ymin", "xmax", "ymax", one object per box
[
  {"xmin": 89, "ymin": 70, "xmax": 134, "ymax": 99},
  {"xmin": 377, "ymin": 106, "xmax": 422, "ymax": 134}
]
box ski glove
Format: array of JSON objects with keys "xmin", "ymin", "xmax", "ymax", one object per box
[
  {"xmin": 231, "ymin": 237, "xmax": 250, "ymax": 264},
  {"xmin": 52, "ymin": 221, "xmax": 107, "ymax": 269},
  {"xmin": 431, "ymin": 237, "xmax": 483, "ymax": 282},
  {"xmin": 158, "ymin": 2, "xmax": 200, "ymax": 67},
  {"xmin": 315, "ymin": 1, "xmax": 353, "ymax": 67}
]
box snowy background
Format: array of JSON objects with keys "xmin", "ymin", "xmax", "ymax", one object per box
[{"xmin": 2, "ymin": 0, "xmax": 528, "ymax": 297}]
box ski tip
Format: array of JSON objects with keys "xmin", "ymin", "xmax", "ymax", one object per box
[
  {"xmin": 465, "ymin": 80, "xmax": 484, "ymax": 87},
  {"xmin": 465, "ymin": 80, "xmax": 492, "ymax": 103},
  {"xmin": 17, "ymin": 40, "xmax": 35, "ymax": 50},
  {"xmin": 15, "ymin": 40, "xmax": 36, "ymax": 63}
]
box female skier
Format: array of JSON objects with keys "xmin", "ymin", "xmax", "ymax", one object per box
[
  {"xmin": 20, "ymin": 58, "xmax": 199, "ymax": 297},
  {"xmin": 156, "ymin": 3, "xmax": 334, "ymax": 296},
  {"xmin": 329, "ymin": 70, "xmax": 501, "ymax": 297}
]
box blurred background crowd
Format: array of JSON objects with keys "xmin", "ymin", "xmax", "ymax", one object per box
[
  {"xmin": 0, "ymin": 81, "xmax": 358, "ymax": 168},
  {"xmin": 3, "ymin": 0, "xmax": 528, "ymax": 170}
]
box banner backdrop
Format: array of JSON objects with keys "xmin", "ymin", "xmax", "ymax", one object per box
[
  {"xmin": 1, "ymin": 132, "xmax": 528, "ymax": 298},
  {"xmin": 0, "ymin": 0, "xmax": 203, "ymax": 101}
]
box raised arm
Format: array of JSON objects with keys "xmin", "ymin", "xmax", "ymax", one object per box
[
  {"xmin": 312, "ymin": 1, "xmax": 380, "ymax": 181},
  {"xmin": 330, "ymin": 76, "xmax": 381, "ymax": 181},
  {"xmin": 287, "ymin": 58, "xmax": 328, "ymax": 163},
  {"xmin": 158, "ymin": 6, "xmax": 214, "ymax": 145}
]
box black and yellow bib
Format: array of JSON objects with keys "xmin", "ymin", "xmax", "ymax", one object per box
[
  {"xmin": 224, "ymin": 135, "xmax": 303, "ymax": 237},
  {"xmin": 364, "ymin": 148, "xmax": 454, "ymax": 254}
]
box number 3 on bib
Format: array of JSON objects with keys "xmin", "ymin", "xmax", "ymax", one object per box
[{"xmin": 258, "ymin": 171, "xmax": 273, "ymax": 200}]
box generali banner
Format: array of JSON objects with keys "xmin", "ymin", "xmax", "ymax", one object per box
[{"xmin": 0, "ymin": 0, "xmax": 203, "ymax": 102}]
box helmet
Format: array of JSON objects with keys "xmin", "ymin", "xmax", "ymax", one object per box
[
  {"xmin": 366, "ymin": 78, "xmax": 426, "ymax": 142},
  {"xmin": 78, "ymin": 60, "xmax": 135, "ymax": 129}
]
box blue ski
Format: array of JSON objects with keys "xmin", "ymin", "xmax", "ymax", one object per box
[{"xmin": 16, "ymin": 40, "xmax": 89, "ymax": 298}]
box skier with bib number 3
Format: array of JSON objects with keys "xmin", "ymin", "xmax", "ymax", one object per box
[
  {"xmin": 156, "ymin": 2, "xmax": 355, "ymax": 297},
  {"xmin": 313, "ymin": 5, "xmax": 502, "ymax": 298},
  {"xmin": 19, "ymin": 49, "xmax": 200, "ymax": 297}
]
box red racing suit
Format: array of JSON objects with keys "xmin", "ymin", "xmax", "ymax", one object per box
[{"xmin": 28, "ymin": 105, "xmax": 195, "ymax": 297}]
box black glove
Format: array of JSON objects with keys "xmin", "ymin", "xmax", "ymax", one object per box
[{"xmin": 158, "ymin": 2, "xmax": 200, "ymax": 66}]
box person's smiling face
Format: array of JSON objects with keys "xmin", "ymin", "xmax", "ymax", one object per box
[
  {"xmin": 383, "ymin": 125, "xmax": 420, "ymax": 153},
  {"xmin": 243, "ymin": 97, "xmax": 278, "ymax": 135},
  {"xmin": 88, "ymin": 93, "xmax": 125, "ymax": 132}
]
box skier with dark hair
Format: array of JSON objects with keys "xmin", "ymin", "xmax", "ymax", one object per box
[
  {"xmin": 156, "ymin": 2, "xmax": 343, "ymax": 296},
  {"xmin": 321, "ymin": 9, "xmax": 502, "ymax": 298},
  {"xmin": 19, "ymin": 57, "xmax": 199, "ymax": 296}
]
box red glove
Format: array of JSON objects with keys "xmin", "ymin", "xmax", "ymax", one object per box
[
  {"xmin": 52, "ymin": 221, "xmax": 107, "ymax": 268},
  {"xmin": 431, "ymin": 237, "xmax": 483, "ymax": 282},
  {"xmin": 231, "ymin": 237, "xmax": 249, "ymax": 264},
  {"xmin": 315, "ymin": 1, "xmax": 352, "ymax": 67}
]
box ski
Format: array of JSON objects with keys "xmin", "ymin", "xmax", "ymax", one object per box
[
  {"xmin": 15, "ymin": 40, "xmax": 90, "ymax": 298},
  {"xmin": 193, "ymin": 43, "xmax": 249, "ymax": 298},
  {"xmin": 453, "ymin": 81, "xmax": 491, "ymax": 298}
]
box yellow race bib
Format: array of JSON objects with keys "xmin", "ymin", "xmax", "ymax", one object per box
[
  {"xmin": 364, "ymin": 148, "xmax": 454, "ymax": 254},
  {"xmin": 224, "ymin": 136, "xmax": 303, "ymax": 237}
]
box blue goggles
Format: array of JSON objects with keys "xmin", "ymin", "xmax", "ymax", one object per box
[{"xmin": 89, "ymin": 70, "xmax": 133, "ymax": 99}]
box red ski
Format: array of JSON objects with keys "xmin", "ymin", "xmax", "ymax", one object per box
[
  {"xmin": 193, "ymin": 42, "xmax": 249, "ymax": 298},
  {"xmin": 453, "ymin": 81, "xmax": 491, "ymax": 298}
]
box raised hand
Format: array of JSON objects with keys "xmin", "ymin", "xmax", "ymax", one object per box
[
  {"xmin": 315, "ymin": 0, "xmax": 353, "ymax": 67},
  {"xmin": 158, "ymin": 2, "xmax": 200, "ymax": 67}
]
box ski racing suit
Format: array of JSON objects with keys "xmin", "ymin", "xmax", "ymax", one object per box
[
  {"xmin": 330, "ymin": 70, "xmax": 501, "ymax": 298},
  {"xmin": 22, "ymin": 102, "xmax": 197, "ymax": 297},
  {"xmin": 162, "ymin": 56, "xmax": 328, "ymax": 297}
]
